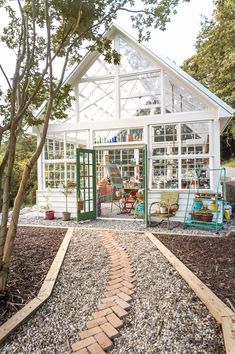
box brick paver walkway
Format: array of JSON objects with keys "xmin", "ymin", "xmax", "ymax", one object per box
[{"xmin": 71, "ymin": 231, "xmax": 135, "ymax": 353}]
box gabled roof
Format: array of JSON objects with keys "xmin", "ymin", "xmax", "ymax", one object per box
[{"xmin": 65, "ymin": 23, "xmax": 234, "ymax": 118}]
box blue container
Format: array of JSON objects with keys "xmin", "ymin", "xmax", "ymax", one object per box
[{"xmin": 192, "ymin": 200, "xmax": 203, "ymax": 210}]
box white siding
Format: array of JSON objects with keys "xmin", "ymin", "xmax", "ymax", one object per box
[
  {"xmin": 36, "ymin": 190, "xmax": 77, "ymax": 217},
  {"xmin": 37, "ymin": 189, "xmax": 197, "ymax": 222}
]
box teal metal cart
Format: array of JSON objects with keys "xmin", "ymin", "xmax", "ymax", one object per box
[{"xmin": 184, "ymin": 168, "xmax": 226, "ymax": 233}]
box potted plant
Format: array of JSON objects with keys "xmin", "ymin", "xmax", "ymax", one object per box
[
  {"xmin": 42, "ymin": 189, "xmax": 55, "ymax": 220},
  {"xmin": 59, "ymin": 181, "xmax": 76, "ymax": 221}
]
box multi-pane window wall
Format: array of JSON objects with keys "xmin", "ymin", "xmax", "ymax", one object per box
[
  {"xmin": 120, "ymin": 72, "xmax": 161, "ymax": 117},
  {"xmin": 77, "ymin": 35, "xmax": 208, "ymax": 122},
  {"xmin": 165, "ymin": 75, "xmax": 208, "ymax": 113},
  {"xmin": 151, "ymin": 122, "xmax": 211, "ymax": 189},
  {"xmin": 95, "ymin": 148, "xmax": 143, "ymax": 186},
  {"xmin": 43, "ymin": 131, "xmax": 87, "ymax": 188}
]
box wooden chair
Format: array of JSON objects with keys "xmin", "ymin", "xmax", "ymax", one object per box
[
  {"xmin": 121, "ymin": 190, "xmax": 137, "ymax": 214},
  {"xmin": 149, "ymin": 191, "xmax": 179, "ymax": 229}
]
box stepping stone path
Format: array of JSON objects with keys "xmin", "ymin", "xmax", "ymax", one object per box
[{"xmin": 71, "ymin": 231, "xmax": 135, "ymax": 354}]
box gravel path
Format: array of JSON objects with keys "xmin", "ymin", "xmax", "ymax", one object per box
[
  {"xmin": 1, "ymin": 229, "xmax": 224, "ymax": 353},
  {"xmin": 1, "ymin": 229, "xmax": 109, "ymax": 354},
  {"xmin": 17, "ymin": 212, "xmax": 228, "ymax": 236}
]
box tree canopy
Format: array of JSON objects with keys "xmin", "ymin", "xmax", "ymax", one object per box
[{"xmin": 181, "ymin": 0, "xmax": 235, "ymax": 161}]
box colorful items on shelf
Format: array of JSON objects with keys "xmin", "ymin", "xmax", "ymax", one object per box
[
  {"xmin": 209, "ymin": 201, "xmax": 217, "ymax": 212},
  {"xmin": 224, "ymin": 204, "xmax": 232, "ymax": 220},
  {"xmin": 195, "ymin": 193, "xmax": 222, "ymax": 199},
  {"xmin": 94, "ymin": 130, "xmax": 142, "ymax": 144},
  {"xmin": 184, "ymin": 168, "xmax": 225, "ymax": 232},
  {"xmin": 192, "ymin": 199, "xmax": 203, "ymax": 210}
]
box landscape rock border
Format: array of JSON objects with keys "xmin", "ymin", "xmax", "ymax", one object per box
[
  {"xmin": 145, "ymin": 231, "xmax": 235, "ymax": 354},
  {"xmin": 0, "ymin": 227, "xmax": 73, "ymax": 346}
]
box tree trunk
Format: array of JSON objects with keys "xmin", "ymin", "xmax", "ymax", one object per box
[
  {"xmin": 0, "ymin": 94, "xmax": 53, "ymax": 293},
  {"xmin": 0, "ymin": 127, "xmax": 17, "ymax": 292},
  {"xmin": 0, "ymin": 151, "xmax": 9, "ymax": 210},
  {"xmin": 0, "ymin": 265, "xmax": 8, "ymax": 295}
]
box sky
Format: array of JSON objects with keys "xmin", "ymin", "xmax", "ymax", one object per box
[
  {"xmin": 0, "ymin": 0, "xmax": 214, "ymax": 88},
  {"xmin": 116, "ymin": 0, "xmax": 214, "ymax": 65}
]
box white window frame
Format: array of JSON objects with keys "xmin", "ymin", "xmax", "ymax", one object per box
[{"xmin": 150, "ymin": 121, "xmax": 213, "ymax": 190}]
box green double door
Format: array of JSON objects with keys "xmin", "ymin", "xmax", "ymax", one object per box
[
  {"xmin": 76, "ymin": 146, "xmax": 148, "ymax": 224},
  {"xmin": 76, "ymin": 149, "xmax": 96, "ymax": 221}
]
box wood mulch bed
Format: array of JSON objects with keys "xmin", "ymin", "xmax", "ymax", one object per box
[
  {"xmin": 0, "ymin": 226, "xmax": 67, "ymax": 326},
  {"xmin": 156, "ymin": 233, "xmax": 235, "ymax": 312}
]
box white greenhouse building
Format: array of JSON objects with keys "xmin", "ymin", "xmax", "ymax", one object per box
[{"xmin": 35, "ymin": 24, "xmax": 234, "ymax": 225}]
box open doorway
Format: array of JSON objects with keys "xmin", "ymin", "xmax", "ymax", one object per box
[{"xmin": 96, "ymin": 146, "xmax": 146, "ymax": 220}]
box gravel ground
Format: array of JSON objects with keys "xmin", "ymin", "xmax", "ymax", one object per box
[
  {"xmin": 110, "ymin": 231, "xmax": 224, "ymax": 354},
  {"xmin": 17, "ymin": 212, "xmax": 230, "ymax": 236},
  {"xmin": 1, "ymin": 229, "xmax": 109, "ymax": 354},
  {"xmin": 1, "ymin": 229, "xmax": 224, "ymax": 353}
]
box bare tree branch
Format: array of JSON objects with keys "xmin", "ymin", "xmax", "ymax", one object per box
[
  {"xmin": 0, "ymin": 65, "xmax": 12, "ymax": 89},
  {"xmin": 119, "ymin": 7, "xmax": 153, "ymax": 15}
]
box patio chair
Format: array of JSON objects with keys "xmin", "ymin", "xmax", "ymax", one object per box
[
  {"xmin": 120, "ymin": 190, "xmax": 138, "ymax": 214},
  {"xmin": 149, "ymin": 191, "xmax": 179, "ymax": 229}
]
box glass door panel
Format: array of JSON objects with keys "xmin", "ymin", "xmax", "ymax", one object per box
[{"xmin": 76, "ymin": 149, "xmax": 96, "ymax": 221}]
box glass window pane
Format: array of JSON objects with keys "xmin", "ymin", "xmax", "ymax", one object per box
[
  {"xmin": 181, "ymin": 122, "xmax": 209, "ymax": 155},
  {"xmin": 45, "ymin": 163, "xmax": 65, "ymax": 188},
  {"xmin": 152, "ymin": 159, "xmax": 178, "ymax": 189},
  {"xmin": 119, "ymin": 37, "xmax": 156, "ymax": 73},
  {"xmin": 79, "ymin": 79, "xmax": 115, "ymax": 121},
  {"xmin": 120, "ymin": 72, "xmax": 161, "ymax": 118},
  {"xmin": 152, "ymin": 124, "xmax": 178, "ymax": 156},
  {"xmin": 181, "ymin": 158, "xmax": 210, "ymax": 189},
  {"xmin": 165, "ymin": 74, "xmax": 208, "ymax": 113},
  {"xmin": 67, "ymin": 163, "xmax": 76, "ymax": 183},
  {"xmin": 89, "ymin": 165, "xmax": 93, "ymax": 176},
  {"xmin": 83, "ymin": 55, "xmax": 114, "ymax": 77}
]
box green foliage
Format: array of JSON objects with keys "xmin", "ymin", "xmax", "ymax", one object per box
[
  {"xmin": 13, "ymin": 135, "xmax": 37, "ymax": 207},
  {"xmin": 181, "ymin": 0, "xmax": 235, "ymax": 161},
  {"xmin": 0, "ymin": 135, "xmax": 37, "ymax": 206}
]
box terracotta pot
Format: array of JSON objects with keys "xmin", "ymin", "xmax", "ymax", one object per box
[
  {"xmin": 45, "ymin": 210, "xmax": 54, "ymax": 220},
  {"xmin": 62, "ymin": 211, "xmax": 71, "ymax": 221}
]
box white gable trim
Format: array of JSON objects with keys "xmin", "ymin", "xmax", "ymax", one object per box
[{"xmin": 65, "ymin": 23, "xmax": 234, "ymax": 118}]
